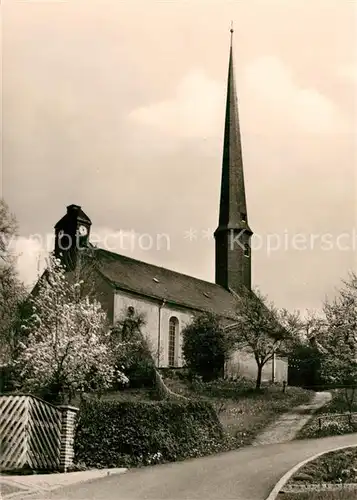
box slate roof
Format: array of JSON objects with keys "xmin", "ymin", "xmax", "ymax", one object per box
[{"xmin": 91, "ymin": 248, "xmax": 239, "ymax": 320}]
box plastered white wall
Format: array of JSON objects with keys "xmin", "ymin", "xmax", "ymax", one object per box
[
  {"xmin": 226, "ymin": 350, "xmax": 288, "ymax": 383},
  {"xmin": 114, "ymin": 290, "xmax": 288, "ymax": 380},
  {"xmin": 114, "ymin": 291, "xmax": 193, "ymax": 367}
]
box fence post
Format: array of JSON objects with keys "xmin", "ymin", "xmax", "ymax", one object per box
[
  {"xmin": 318, "ymin": 417, "xmax": 322, "ymax": 432},
  {"xmin": 58, "ymin": 405, "xmax": 79, "ymax": 473}
]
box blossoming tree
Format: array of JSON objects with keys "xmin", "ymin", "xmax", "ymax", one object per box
[
  {"xmin": 319, "ymin": 273, "xmax": 357, "ymax": 416},
  {"xmin": 15, "ymin": 256, "xmax": 127, "ymax": 403},
  {"xmin": 231, "ymin": 288, "xmax": 301, "ymax": 389},
  {"xmin": 0, "ymin": 199, "xmax": 26, "ymax": 365}
]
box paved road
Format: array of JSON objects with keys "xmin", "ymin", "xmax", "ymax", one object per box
[{"xmin": 28, "ymin": 433, "xmax": 357, "ymax": 500}]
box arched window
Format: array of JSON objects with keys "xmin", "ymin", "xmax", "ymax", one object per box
[
  {"xmin": 244, "ymin": 243, "xmax": 250, "ymax": 257},
  {"xmin": 168, "ymin": 317, "xmax": 179, "ymax": 367}
]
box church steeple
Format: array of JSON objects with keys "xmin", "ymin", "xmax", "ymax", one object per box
[{"xmin": 214, "ymin": 27, "xmax": 253, "ymax": 292}]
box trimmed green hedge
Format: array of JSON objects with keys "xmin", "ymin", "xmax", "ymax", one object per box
[{"xmin": 74, "ymin": 399, "xmax": 228, "ymax": 468}]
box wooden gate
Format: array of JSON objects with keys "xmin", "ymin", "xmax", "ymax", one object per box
[{"xmin": 0, "ymin": 395, "xmax": 62, "ymax": 471}]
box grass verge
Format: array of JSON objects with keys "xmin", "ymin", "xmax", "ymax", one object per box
[
  {"xmin": 297, "ymin": 390, "xmax": 357, "ymax": 439},
  {"xmin": 161, "ymin": 374, "xmax": 312, "ymax": 447},
  {"xmin": 287, "ymin": 447, "xmax": 357, "ymax": 485},
  {"xmin": 85, "ymin": 375, "xmax": 312, "ymax": 449},
  {"xmin": 278, "ymin": 492, "xmax": 357, "ymax": 500}
]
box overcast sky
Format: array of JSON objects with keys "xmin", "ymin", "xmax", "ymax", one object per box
[{"xmin": 2, "ymin": 0, "xmax": 356, "ymax": 312}]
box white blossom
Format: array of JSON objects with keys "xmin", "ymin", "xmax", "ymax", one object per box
[{"xmin": 14, "ymin": 255, "xmax": 128, "ymax": 402}]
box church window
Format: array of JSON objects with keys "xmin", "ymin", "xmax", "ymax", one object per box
[
  {"xmin": 241, "ymin": 213, "xmax": 247, "ymax": 223},
  {"xmin": 168, "ymin": 316, "xmax": 179, "ymax": 367}
]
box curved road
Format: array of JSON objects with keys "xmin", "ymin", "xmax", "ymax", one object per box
[{"xmin": 32, "ymin": 433, "xmax": 357, "ymax": 500}]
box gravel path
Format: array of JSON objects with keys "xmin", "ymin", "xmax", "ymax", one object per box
[{"xmin": 252, "ymin": 391, "xmax": 332, "ymax": 446}]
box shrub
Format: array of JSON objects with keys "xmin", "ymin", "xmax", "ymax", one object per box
[
  {"xmin": 123, "ymin": 354, "xmax": 155, "ymax": 389},
  {"xmin": 159, "ymin": 367, "xmax": 189, "ymax": 381},
  {"xmin": 298, "ymin": 416, "xmax": 357, "ymax": 439},
  {"xmin": 190, "ymin": 377, "xmax": 257, "ymax": 399},
  {"xmin": 182, "ymin": 313, "xmax": 233, "ymax": 381},
  {"xmin": 74, "ymin": 399, "xmax": 228, "ymax": 468},
  {"xmin": 0, "ymin": 364, "xmax": 19, "ymax": 393},
  {"xmin": 288, "ymin": 344, "xmax": 323, "ymax": 388},
  {"xmin": 110, "ymin": 308, "xmax": 156, "ymax": 389}
]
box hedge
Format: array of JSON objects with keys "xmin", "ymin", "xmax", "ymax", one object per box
[{"xmin": 74, "ymin": 399, "xmax": 228, "ymax": 468}]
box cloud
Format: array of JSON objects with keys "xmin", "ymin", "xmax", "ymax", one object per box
[
  {"xmin": 128, "ymin": 69, "xmax": 225, "ymax": 139},
  {"xmin": 13, "ymin": 226, "xmax": 173, "ymax": 289},
  {"xmin": 244, "ymin": 56, "xmax": 346, "ymax": 134},
  {"xmin": 337, "ymin": 64, "xmax": 357, "ymax": 83},
  {"xmin": 14, "ymin": 235, "xmax": 51, "ymax": 288},
  {"xmin": 91, "ymin": 226, "xmax": 171, "ymax": 256},
  {"xmin": 128, "ymin": 57, "xmax": 346, "ymax": 140}
]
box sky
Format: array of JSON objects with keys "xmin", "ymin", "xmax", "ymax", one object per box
[{"xmin": 2, "ymin": 0, "xmax": 356, "ymax": 312}]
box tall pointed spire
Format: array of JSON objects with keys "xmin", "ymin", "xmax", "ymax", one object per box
[
  {"xmin": 214, "ymin": 27, "xmax": 253, "ymax": 292},
  {"xmin": 218, "ymin": 24, "xmax": 250, "ymax": 231}
]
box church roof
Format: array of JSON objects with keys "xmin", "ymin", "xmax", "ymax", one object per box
[{"xmin": 91, "ymin": 248, "xmax": 239, "ymax": 320}]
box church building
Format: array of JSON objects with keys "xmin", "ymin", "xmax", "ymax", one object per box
[{"xmin": 53, "ymin": 31, "xmax": 288, "ymax": 383}]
